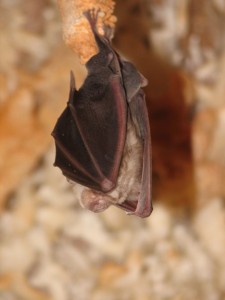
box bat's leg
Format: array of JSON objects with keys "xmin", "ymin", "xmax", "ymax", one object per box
[
  {"xmin": 130, "ymin": 90, "xmax": 153, "ymax": 217},
  {"xmin": 129, "ymin": 91, "xmax": 152, "ymax": 217},
  {"xmin": 113, "ymin": 90, "xmax": 152, "ymax": 218}
]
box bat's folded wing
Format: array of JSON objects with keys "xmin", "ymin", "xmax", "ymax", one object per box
[{"xmin": 52, "ymin": 74, "xmax": 127, "ymax": 193}]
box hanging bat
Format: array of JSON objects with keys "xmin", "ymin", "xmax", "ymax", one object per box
[{"xmin": 52, "ymin": 10, "xmax": 152, "ymax": 218}]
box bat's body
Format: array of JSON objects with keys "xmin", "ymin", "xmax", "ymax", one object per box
[{"xmin": 52, "ymin": 11, "xmax": 152, "ymax": 217}]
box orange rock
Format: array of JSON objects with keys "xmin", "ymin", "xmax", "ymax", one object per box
[{"xmin": 99, "ymin": 262, "xmax": 128, "ymax": 286}]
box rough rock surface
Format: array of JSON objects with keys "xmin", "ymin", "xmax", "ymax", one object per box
[{"xmin": 0, "ymin": 0, "xmax": 225, "ymax": 299}]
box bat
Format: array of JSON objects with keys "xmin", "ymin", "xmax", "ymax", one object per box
[{"xmin": 52, "ymin": 10, "xmax": 152, "ymax": 218}]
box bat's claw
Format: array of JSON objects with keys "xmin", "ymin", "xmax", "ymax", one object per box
[
  {"xmin": 84, "ymin": 9, "xmax": 113, "ymax": 41},
  {"xmin": 83, "ymin": 9, "xmax": 100, "ymax": 32}
]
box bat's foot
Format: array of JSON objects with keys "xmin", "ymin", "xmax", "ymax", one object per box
[
  {"xmin": 126, "ymin": 207, "xmax": 153, "ymax": 218},
  {"xmin": 69, "ymin": 70, "xmax": 76, "ymax": 90},
  {"xmin": 84, "ymin": 9, "xmax": 113, "ymax": 41},
  {"xmin": 115, "ymin": 200, "xmax": 153, "ymax": 218},
  {"xmin": 83, "ymin": 9, "xmax": 100, "ymax": 32}
]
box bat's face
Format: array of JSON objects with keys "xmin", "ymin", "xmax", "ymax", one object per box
[{"xmin": 52, "ymin": 10, "xmax": 152, "ymax": 218}]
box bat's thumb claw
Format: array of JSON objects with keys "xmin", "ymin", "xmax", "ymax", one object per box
[{"xmin": 70, "ymin": 70, "xmax": 76, "ymax": 90}]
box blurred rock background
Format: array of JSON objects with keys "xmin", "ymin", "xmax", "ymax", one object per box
[{"xmin": 0, "ymin": 0, "xmax": 225, "ymax": 299}]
